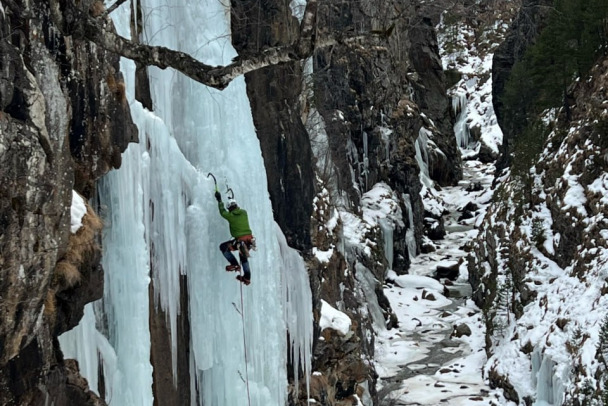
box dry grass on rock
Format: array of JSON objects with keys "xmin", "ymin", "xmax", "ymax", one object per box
[{"xmin": 46, "ymin": 196, "xmax": 103, "ymax": 321}]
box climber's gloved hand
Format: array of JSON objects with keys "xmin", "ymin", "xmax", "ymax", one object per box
[{"xmin": 215, "ymin": 191, "xmax": 221, "ymax": 201}]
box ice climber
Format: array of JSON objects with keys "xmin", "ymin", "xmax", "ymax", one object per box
[{"xmin": 215, "ymin": 190, "xmax": 255, "ymax": 285}]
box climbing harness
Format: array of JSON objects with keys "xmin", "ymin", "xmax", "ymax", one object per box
[{"xmin": 231, "ymin": 237, "xmax": 256, "ymax": 258}]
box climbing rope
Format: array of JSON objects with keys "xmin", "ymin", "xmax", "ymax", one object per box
[{"xmin": 238, "ymin": 272, "xmax": 252, "ymax": 406}]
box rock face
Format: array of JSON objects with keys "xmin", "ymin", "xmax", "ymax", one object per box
[
  {"xmin": 0, "ymin": 1, "xmax": 135, "ymax": 404},
  {"xmin": 231, "ymin": 0, "xmax": 461, "ymax": 403},
  {"xmin": 491, "ymin": 0, "xmax": 553, "ymax": 173},
  {"xmin": 231, "ymin": 0, "xmax": 315, "ymax": 251},
  {"xmin": 408, "ymin": 16, "xmax": 461, "ymax": 185},
  {"xmin": 469, "ymin": 54, "xmax": 608, "ymax": 404},
  {"xmin": 1, "ymin": 0, "xmax": 459, "ymax": 404},
  {"xmin": 311, "ymin": 1, "xmax": 461, "ymax": 272}
]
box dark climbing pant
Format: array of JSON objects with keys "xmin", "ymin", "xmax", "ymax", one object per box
[{"xmin": 219, "ymin": 237, "xmax": 253, "ymax": 280}]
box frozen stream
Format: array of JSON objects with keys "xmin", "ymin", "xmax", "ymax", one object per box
[{"xmin": 376, "ymin": 159, "xmax": 506, "ymax": 406}]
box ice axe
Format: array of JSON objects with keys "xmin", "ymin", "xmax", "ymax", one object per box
[
  {"xmin": 207, "ymin": 173, "xmax": 218, "ymax": 192},
  {"xmin": 221, "ymin": 175, "xmax": 235, "ymax": 199},
  {"xmin": 208, "ymin": 173, "xmax": 235, "ymax": 199}
]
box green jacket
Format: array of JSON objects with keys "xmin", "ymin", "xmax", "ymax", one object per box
[{"xmin": 218, "ymin": 202, "xmax": 252, "ymax": 238}]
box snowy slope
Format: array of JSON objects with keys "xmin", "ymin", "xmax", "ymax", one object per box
[{"xmin": 470, "ymin": 58, "xmax": 608, "ymax": 405}]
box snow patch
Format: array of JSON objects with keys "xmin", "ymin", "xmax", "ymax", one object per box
[
  {"xmin": 393, "ymin": 274, "xmax": 444, "ymax": 292},
  {"xmin": 71, "ymin": 190, "xmax": 87, "ymax": 233},
  {"xmin": 320, "ymin": 300, "xmax": 352, "ymax": 336},
  {"xmin": 313, "ymin": 247, "xmax": 334, "ymax": 263}
]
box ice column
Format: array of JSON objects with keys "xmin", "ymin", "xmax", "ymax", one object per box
[
  {"xmin": 452, "ymin": 91, "xmax": 471, "ymax": 148},
  {"xmin": 138, "ymin": 0, "xmax": 289, "ymax": 403},
  {"xmin": 355, "ymin": 262, "xmax": 387, "ymax": 332},
  {"xmin": 363, "ymin": 130, "xmax": 369, "ymax": 189},
  {"xmin": 403, "ymin": 194, "xmax": 417, "ymax": 260},
  {"xmin": 378, "ymin": 218, "xmax": 394, "ymax": 269},
  {"xmin": 379, "ymin": 127, "xmax": 392, "ymax": 164},
  {"xmin": 59, "ymin": 303, "xmax": 118, "ymax": 399},
  {"xmin": 415, "ymin": 127, "xmax": 433, "ymax": 189},
  {"xmin": 277, "ymin": 223, "xmax": 313, "ymax": 398},
  {"xmin": 531, "ymin": 350, "xmax": 565, "ymax": 405}
]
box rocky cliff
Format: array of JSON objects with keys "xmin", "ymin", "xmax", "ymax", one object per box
[
  {"xmin": 1, "ymin": 0, "xmax": 460, "ymax": 404},
  {"xmin": 228, "ymin": 0, "xmax": 461, "ymax": 404},
  {"xmin": 491, "ymin": 0, "xmax": 553, "ymax": 173},
  {"xmin": 230, "ymin": 0, "xmax": 314, "ymax": 252},
  {"xmin": 469, "ymin": 51, "xmax": 608, "ymax": 406},
  {"xmin": 0, "ymin": 0, "xmax": 135, "ymax": 404}
]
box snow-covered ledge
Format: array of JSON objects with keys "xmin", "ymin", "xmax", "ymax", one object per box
[{"xmin": 320, "ymin": 300, "xmax": 353, "ymax": 340}]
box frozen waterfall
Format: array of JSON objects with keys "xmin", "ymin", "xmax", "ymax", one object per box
[
  {"xmin": 452, "ymin": 91, "xmax": 471, "ymax": 149},
  {"xmin": 59, "ymin": 1, "xmax": 312, "ymax": 405},
  {"xmin": 414, "ymin": 127, "xmax": 433, "ymax": 189}
]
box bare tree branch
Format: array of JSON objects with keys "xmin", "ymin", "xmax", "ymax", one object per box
[
  {"xmin": 50, "ymin": 0, "xmax": 325, "ymax": 90},
  {"xmin": 100, "ymin": 0, "xmax": 129, "ymax": 19},
  {"xmin": 295, "ymin": 0, "xmax": 318, "ymax": 57}
]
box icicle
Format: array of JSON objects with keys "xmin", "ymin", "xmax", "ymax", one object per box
[
  {"xmin": 403, "ymin": 194, "xmax": 416, "ymax": 259},
  {"xmin": 415, "ymin": 127, "xmax": 433, "ymax": 188},
  {"xmin": 276, "ymin": 223, "xmax": 313, "ymax": 400},
  {"xmin": 363, "ymin": 130, "xmax": 369, "ymax": 189},
  {"xmin": 452, "ymin": 91, "xmax": 471, "ymax": 148},
  {"xmin": 378, "ymin": 218, "xmax": 394, "ymax": 269},
  {"xmin": 451, "ymin": 91, "xmax": 467, "ymax": 117}
]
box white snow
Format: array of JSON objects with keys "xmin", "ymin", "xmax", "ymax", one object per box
[
  {"xmin": 313, "ymin": 247, "xmax": 334, "ymax": 263},
  {"xmin": 361, "ymin": 183, "xmax": 404, "ymax": 228},
  {"xmin": 320, "ymin": 300, "xmax": 352, "ymax": 336},
  {"xmin": 562, "ymin": 175, "xmax": 587, "ymax": 216},
  {"xmin": 70, "ymin": 190, "xmax": 87, "ymax": 233},
  {"xmin": 371, "ymin": 11, "xmax": 517, "ymax": 405},
  {"xmin": 375, "ymin": 154, "xmax": 505, "ymax": 405},
  {"xmin": 392, "ymin": 274, "xmax": 444, "ymax": 292}
]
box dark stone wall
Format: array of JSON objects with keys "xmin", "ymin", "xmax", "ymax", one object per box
[
  {"xmin": 312, "ymin": 1, "xmax": 460, "ymax": 269},
  {"xmin": 491, "ymin": 0, "xmax": 553, "ymax": 172},
  {"xmin": 230, "ymin": 1, "xmax": 461, "ymax": 403},
  {"xmin": 408, "ymin": 16, "xmax": 462, "ymax": 185},
  {"xmin": 231, "ymin": 0, "xmax": 315, "ymax": 251},
  {"xmin": 0, "ymin": 1, "xmax": 135, "ymax": 404}
]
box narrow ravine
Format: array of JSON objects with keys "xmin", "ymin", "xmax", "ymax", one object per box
[{"xmin": 376, "ymin": 157, "xmax": 508, "ymax": 406}]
